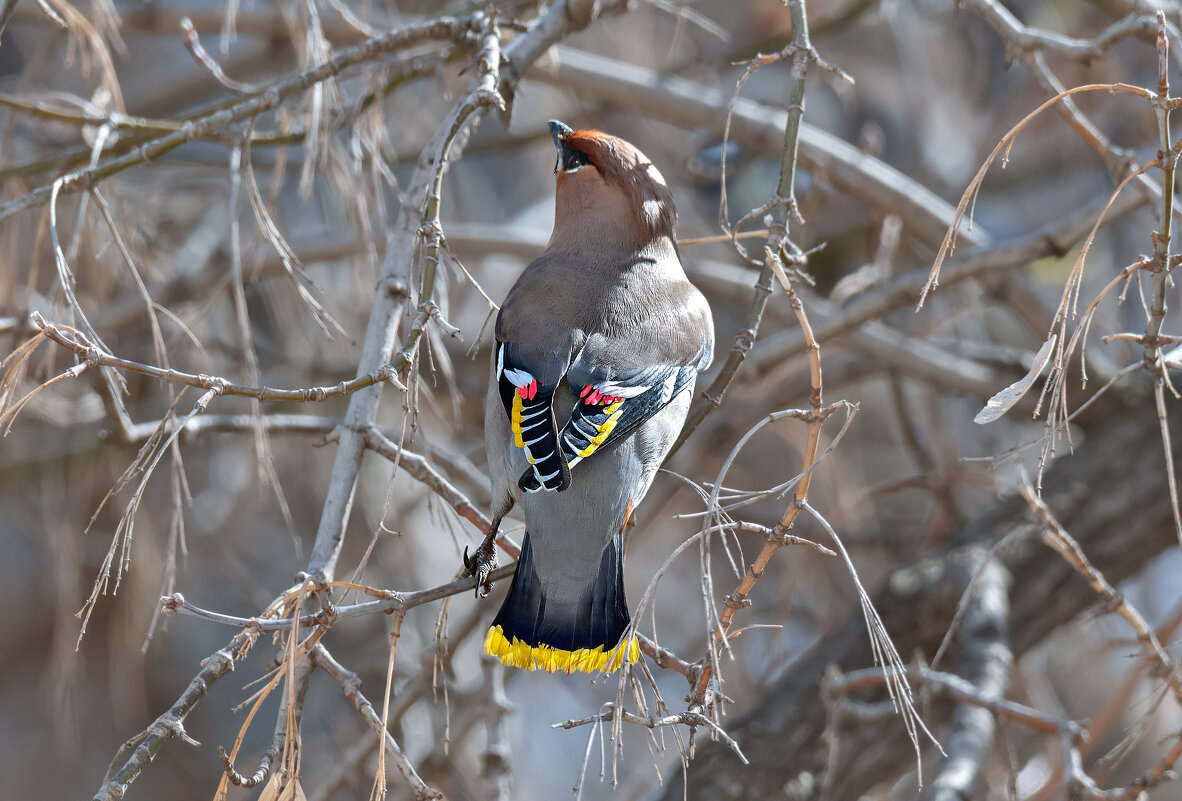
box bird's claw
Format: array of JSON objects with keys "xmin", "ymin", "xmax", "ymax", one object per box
[{"xmin": 463, "ymin": 536, "xmax": 498, "ymax": 598}]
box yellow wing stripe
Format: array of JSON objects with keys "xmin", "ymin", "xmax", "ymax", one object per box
[
  {"xmin": 484, "ymin": 625, "xmax": 639, "ymax": 674},
  {"xmin": 511, "ymin": 392, "xmax": 525, "ymax": 448},
  {"xmin": 576, "ymin": 400, "xmax": 624, "ymax": 459}
]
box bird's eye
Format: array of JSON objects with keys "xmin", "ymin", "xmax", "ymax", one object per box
[{"xmin": 562, "ymin": 148, "xmax": 592, "ymax": 172}]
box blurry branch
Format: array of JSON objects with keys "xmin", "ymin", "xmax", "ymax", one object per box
[
  {"xmin": 693, "ymin": 262, "xmax": 1003, "ymax": 397},
  {"xmin": 825, "ymin": 659, "xmax": 1073, "ymax": 739},
  {"xmin": 9, "ymin": 0, "xmax": 513, "ymax": 44},
  {"xmin": 964, "ymin": 0, "xmax": 1169, "ymax": 212},
  {"xmin": 924, "ymin": 556, "xmax": 1010, "ymax": 801},
  {"xmin": 120, "ymin": 413, "xmax": 338, "ymax": 443},
  {"xmin": 180, "ymin": 17, "xmax": 261, "ymax": 94},
  {"xmin": 980, "ymin": 10, "xmax": 1171, "ymax": 65},
  {"xmin": 0, "ymin": 93, "xmax": 188, "ymax": 134},
  {"xmin": 1020, "ymin": 486, "xmax": 1182, "ymax": 799},
  {"xmin": 82, "ymin": 222, "xmax": 542, "ymax": 338},
  {"xmin": 85, "ymin": 410, "xmax": 496, "ymax": 544},
  {"xmin": 479, "ymin": 654, "xmax": 513, "ymax": 801},
  {"xmin": 0, "ymin": 414, "xmax": 337, "ymax": 473},
  {"xmin": 817, "ymin": 307, "xmax": 998, "ymax": 397},
  {"xmin": 0, "ymin": 14, "xmax": 485, "ymax": 221},
  {"xmin": 414, "ymin": 691, "xmax": 506, "ymax": 799},
  {"xmin": 827, "ymin": 629, "xmax": 1089, "ymax": 801},
  {"xmin": 1020, "ymin": 484, "xmax": 1182, "ymax": 706},
  {"xmin": 751, "ymin": 189, "xmax": 1148, "ymax": 393},
  {"xmin": 535, "ymin": 47, "xmax": 987, "ymax": 251},
  {"xmin": 0, "ymin": 0, "xmax": 17, "ymax": 41},
  {"xmin": 1024, "ymin": 597, "xmax": 1182, "ymax": 800},
  {"xmin": 93, "ymin": 630, "xmax": 258, "ymax": 801}
]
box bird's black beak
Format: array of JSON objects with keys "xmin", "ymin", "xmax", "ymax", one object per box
[
  {"xmin": 548, "ymin": 119, "xmax": 591, "ymax": 175},
  {"xmin": 548, "ymin": 119, "xmax": 573, "ymax": 153}
]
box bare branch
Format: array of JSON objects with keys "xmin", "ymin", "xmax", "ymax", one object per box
[{"xmin": 93, "ymin": 632, "xmax": 258, "ymax": 801}]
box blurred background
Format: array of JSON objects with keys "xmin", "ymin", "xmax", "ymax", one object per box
[{"xmin": 3, "ymin": 0, "xmax": 1182, "ymax": 799}]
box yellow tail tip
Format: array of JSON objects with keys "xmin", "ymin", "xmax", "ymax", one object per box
[{"xmin": 484, "ymin": 625, "xmax": 640, "ymax": 674}]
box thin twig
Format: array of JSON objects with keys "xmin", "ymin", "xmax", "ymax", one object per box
[
  {"xmin": 551, "ymin": 703, "xmax": 747, "ymax": 765},
  {"xmin": 825, "ymin": 664, "xmax": 1077, "ymax": 738}
]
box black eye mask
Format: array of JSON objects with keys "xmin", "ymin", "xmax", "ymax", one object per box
[{"xmin": 555, "ymin": 147, "xmax": 592, "ymax": 174}]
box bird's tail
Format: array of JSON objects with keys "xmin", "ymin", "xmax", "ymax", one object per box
[{"xmin": 484, "ymin": 532, "xmax": 639, "ymax": 673}]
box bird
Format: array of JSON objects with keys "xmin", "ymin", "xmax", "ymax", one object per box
[{"xmin": 463, "ymin": 119, "xmax": 714, "ymax": 674}]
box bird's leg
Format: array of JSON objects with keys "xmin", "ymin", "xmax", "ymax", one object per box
[{"xmin": 463, "ymin": 517, "xmax": 501, "ymax": 598}]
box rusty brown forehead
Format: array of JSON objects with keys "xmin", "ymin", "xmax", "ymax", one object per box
[
  {"xmin": 565, "ymin": 129, "xmax": 615, "ymax": 149},
  {"xmin": 564, "ymin": 130, "xmax": 644, "ymax": 177}
]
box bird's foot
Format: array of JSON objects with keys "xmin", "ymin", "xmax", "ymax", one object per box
[{"xmin": 463, "ymin": 528, "xmax": 499, "ymax": 598}]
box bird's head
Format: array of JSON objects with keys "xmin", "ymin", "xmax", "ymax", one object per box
[{"xmin": 546, "ymin": 120, "xmax": 676, "ymax": 250}]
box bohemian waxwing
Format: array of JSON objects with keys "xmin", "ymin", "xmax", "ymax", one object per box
[{"xmin": 464, "ymin": 120, "xmax": 714, "ymax": 673}]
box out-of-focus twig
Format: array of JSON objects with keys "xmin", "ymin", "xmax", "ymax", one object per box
[
  {"xmin": 0, "ymin": 0, "xmax": 18, "ymax": 41},
  {"xmin": 825, "ymin": 662, "xmax": 1074, "ymax": 739},
  {"xmin": 1020, "ymin": 484, "xmax": 1182, "ymax": 706},
  {"xmin": 479, "ymin": 654, "xmax": 513, "ymax": 801}
]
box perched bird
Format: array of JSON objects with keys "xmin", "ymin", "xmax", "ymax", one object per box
[{"xmin": 465, "ymin": 120, "xmax": 714, "ymax": 674}]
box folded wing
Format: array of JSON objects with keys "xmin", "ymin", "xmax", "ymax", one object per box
[
  {"xmin": 495, "ymin": 341, "xmax": 571, "ymax": 492},
  {"xmin": 517, "ymin": 341, "xmax": 711, "ymax": 492}
]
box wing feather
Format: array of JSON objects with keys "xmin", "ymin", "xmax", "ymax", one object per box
[
  {"xmin": 517, "ymin": 359, "xmax": 701, "ymax": 492},
  {"xmin": 496, "ymin": 342, "xmax": 571, "ymax": 492}
]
